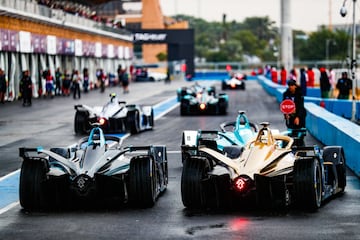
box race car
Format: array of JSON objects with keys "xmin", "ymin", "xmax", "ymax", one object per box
[
  {"xmin": 177, "ymin": 82, "xmax": 216, "ymax": 102},
  {"xmin": 180, "ymin": 86, "xmax": 228, "ymax": 115},
  {"xmin": 221, "ymin": 72, "xmax": 246, "ymax": 90},
  {"xmin": 181, "ymin": 122, "xmax": 346, "ymax": 211},
  {"xmin": 74, "ymin": 93, "xmax": 154, "ymax": 134},
  {"xmin": 19, "ymin": 124, "xmax": 168, "ymax": 210},
  {"xmin": 181, "ymin": 111, "xmax": 257, "ymax": 162}
]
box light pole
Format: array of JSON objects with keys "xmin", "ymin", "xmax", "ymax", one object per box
[{"xmin": 340, "ymin": 0, "xmax": 357, "ymax": 122}]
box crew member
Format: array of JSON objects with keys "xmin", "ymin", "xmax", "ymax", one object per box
[{"xmin": 282, "ymin": 79, "xmax": 306, "ymax": 129}]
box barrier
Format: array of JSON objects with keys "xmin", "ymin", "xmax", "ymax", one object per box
[{"xmin": 258, "ymin": 76, "xmax": 360, "ymax": 177}]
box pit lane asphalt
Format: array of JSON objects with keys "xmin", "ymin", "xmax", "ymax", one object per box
[{"xmin": 0, "ymin": 79, "xmax": 359, "ymax": 240}]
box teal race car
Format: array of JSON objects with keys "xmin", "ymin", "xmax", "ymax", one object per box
[{"xmin": 181, "ymin": 111, "xmax": 257, "ymax": 162}]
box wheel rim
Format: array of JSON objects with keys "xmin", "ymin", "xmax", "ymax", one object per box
[{"xmin": 314, "ymin": 161, "xmax": 322, "ymax": 207}]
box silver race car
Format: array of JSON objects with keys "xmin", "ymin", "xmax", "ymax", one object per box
[
  {"xmin": 74, "ymin": 93, "xmax": 154, "ymax": 134},
  {"xmin": 19, "ymin": 125, "xmax": 168, "ymax": 210}
]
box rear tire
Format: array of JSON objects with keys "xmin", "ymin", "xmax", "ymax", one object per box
[
  {"xmin": 129, "ymin": 156, "xmax": 157, "ymax": 208},
  {"xmin": 181, "ymin": 157, "xmax": 210, "ymax": 209},
  {"xmin": 293, "ymin": 157, "xmax": 322, "ymax": 211},
  {"xmin": 149, "ymin": 109, "xmax": 154, "ymax": 128},
  {"xmin": 127, "ymin": 110, "xmax": 140, "ymax": 134},
  {"xmin": 19, "ymin": 160, "xmax": 49, "ymax": 210},
  {"xmin": 74, "ymin": 110, "xmax": 89, "ymax": 134}
]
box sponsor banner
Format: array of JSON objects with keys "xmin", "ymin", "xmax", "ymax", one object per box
[
  {"xmin": 102, "ymin": 44, "xmax": 107, "ymax": 58},
  {"xmin": 47, "ymin": 35, "xmax": 57, "ymax": 55},
  {"xmin": 32, "ymin": 33, "xmax": 46, "ymax": 53},
  {"xmin": 0, "ymin": 29, "xmax": 9, "ymax": 51},
  {"xmin": 8, "ymin": 30, "xmax": 18, "ymax": 52},
  {"xmin": 107, "ymin": 44, "xmax": 114, "ymax": 58},
  {"xmin": 117, "ymin": 46, "xmax": 124, "ymax": 59},
  {"xmin": 74, "ymin": 39, "xmax": 82, "ymax": 56},
  {"xmin": 19, "ymin": 31, "xmax": 31, "ymax": 53},
  {"xmin": 95, "ymin": 42, "xmax": 102, "ymax": 57},
  {"xmin": 63, "ymin": 39, "xmax": 75, "ymax": 55}
]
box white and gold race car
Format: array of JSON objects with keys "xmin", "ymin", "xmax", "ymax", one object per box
[{"xmin": 181, "ymin": 122, "xmax": 346, "ymax": 211}]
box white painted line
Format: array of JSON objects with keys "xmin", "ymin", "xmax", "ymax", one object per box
[
  {"xmin": 0, "ymin": 169, "xmax": 20, "ymax": 182},
  {"xmin": 0, "ymin": 202, "xmax": 19, "ymax": 215}
]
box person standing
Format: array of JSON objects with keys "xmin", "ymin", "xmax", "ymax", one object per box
[
  {"xmin": 83, "ymin": 68, "xmax": 89, "ymax": 93},
  {"xmin": 54, "ymin": 67, "xmax": 62, "ymax": 96},
  {"xmin": 72, "ymin": 70, "xmax": 81, "ymax": 99},
  {"xmin": 319, "ymin": 67, "xmax": 331, "ymax": 98},
  {"xmin": 306, "ymin": 67, "xmax": 315, "ymax": 87},
  {"xmin": 299, "ymin": 68, "xmax": 308, "ymax": 96},
  {"xmin": 336, "ymin": 72, "xmax": 352, "ymax": 99},
  {"xmin": 20, "ymin": 70, "xmax": 33, "ymax": 106},
  {"xmin": 280, "ymin": 66, "xmax": 287, "ymax": 85},
  {"xmin": 271, "ymin": 67, "xmax": 278, "ymax": 84},
  {"xmin": 62, "ymin": 69, "xmax": 71, "ymax": 96},
  {"xmin": 121, "ymin": 68, "xmax": 130, "ymax": 94},
  {"xmin": 0, "ymin": 68, "xmax": 6, "ymax": 103},
  {"xmin": 45, "ymin": 69, "xmax": 54, "ymax": 98},
  {"xmin": 282, "ymin": 79, "xmax": 306, "ymax": 129},
  {"xmin": 289, "ymin": 68, "xmax": 297, "ymax": 81},
  {"xmin": 328, "ymin": 67, "xmax": 336, "ymax": 97}
]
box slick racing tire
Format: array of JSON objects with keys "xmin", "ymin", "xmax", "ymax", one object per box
[
  {"xmin": 19, "ymin": 160, "xmax": 49, "ymax": 210},
  {"xmin": 149, "ymin": 109, "xmax": 154, "ymax": 128},
  {"xmin": 127, "ymin": 110, "xmax": 140, "ymax": 134},
  {"xmin": 74, "ymin": 110, "xmax": 89, "ymax": 134},
  {"xmin": 181, "ymin": 156, "xmax": 210, "ymax": 209},
  {"xmin": 293, "ymin": 157, "xmax": 322, "ymax": 211},
  {"xmin": 180, "ymin": 100, "xmax": 189, "ymax": 116},
  {"xmin": 129, "ymin": 156, "xmax": 157, "ymax": 208}
]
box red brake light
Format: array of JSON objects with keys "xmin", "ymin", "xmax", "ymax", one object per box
[
  {"xmin": 231, "ymin": 83, "xmax": 236, "ymax": 88},
  {"xmin": 233, "ymin": 176, "xmax": 251, "ymax": 193},
  {"xmin": 199, "ymin": 103, "xmax": 206, "ymax": 110},
  {"xmin": 98, "ymin": 118, "xmax": 106, "ymax": 125}
]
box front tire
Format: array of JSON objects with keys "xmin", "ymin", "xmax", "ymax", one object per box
[
  {"xmin": 129, "ymin": 156, "xmax": 157, "ymax": 208},
  {"xmin": 293, "ymin": 157, "xmax": 322, "ymax": 211}
]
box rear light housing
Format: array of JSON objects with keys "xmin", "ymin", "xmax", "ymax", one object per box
[{"xmin": 233, "ymin": 175, "xmax": 253, "ymax": 194}]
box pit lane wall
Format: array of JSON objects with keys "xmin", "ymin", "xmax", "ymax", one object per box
[{"xmin": 258, "ymin": 76, "xmax": 360, "ymax": 177}]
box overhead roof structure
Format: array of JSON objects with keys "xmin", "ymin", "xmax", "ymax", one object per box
[{"xmin": 59, "ymin": 0, "xmax": 141, "ymax": 7}]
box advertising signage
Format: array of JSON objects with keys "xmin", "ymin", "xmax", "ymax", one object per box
[{"xmin": 0, "ymin": 28, "xmax": 130, "ymax": 59}]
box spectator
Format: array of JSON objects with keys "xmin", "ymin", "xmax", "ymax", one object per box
[
  {"xmin": 62, "ymin": 69, "xmax": 71, "ymax": 96},
  {"xmin": 0, "ymin": 68, "xmax": 6, "ymax": 103},
  {"xmin": 307, "ymin": 67, "xmax": 315, "ymax": 87},
  {"xmin": 72, "ymin": 70, "xmax": 81, "ymax": 99},
  {"xmin": 55, "ymin": 67, "xmax": 62, "ymax": 96},
  {"xmin": 328, "ymin": 67, "xmax": 336, "ymax": 97},
  {"xmin": 83, "ymin": 68, "xmax": 89, "ymax": 93},
  {"xmin": 336, "ymin": 72, "xmax": 352, "ymax": 99},
  {"xmin": 45, "ymin": 69, "xmax": 54, "ymax": 98},
  {"xmin": 280, "ymin": 66, "xmax": 287, "ymax": 85},
  {"xmin": 20, "ymin": 70, "xmax": 33, "ymax": 106},
  {"xmin": 299, "ymin": 68, "xmax": 307, "ymax": 96},
  {"xmin": 289, "ymin": 68, "xmax": 297, "ymax": 81},
  {"xmin": 282, "ymin": 79, "xmax": 306, "ymax": 129},
  {"xmin": 271, "ymin": 67, "xmax": 278, "ymax": 84},
  {"xmin": 121, "ymin": 68, "xmax": 130, "ymax": 94},
  {"xmin": 319, "ymin": 67, "xmax": 331, "ymax": 98},
  {"xmin": 117, "ymin": 65, "xmax": 123, "ymax": 86}
]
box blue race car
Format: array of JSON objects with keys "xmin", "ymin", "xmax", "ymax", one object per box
[
  {"xmin": 179, "ymin": 86, "xmax": 228, "ymax": 115},
  {"xmin": 181, "ymin": 111, "xmax": 257, "ymax": 162},
  {"xmin": 177, "ymin": 82, "xmax": 216, "ymax": 102}
]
